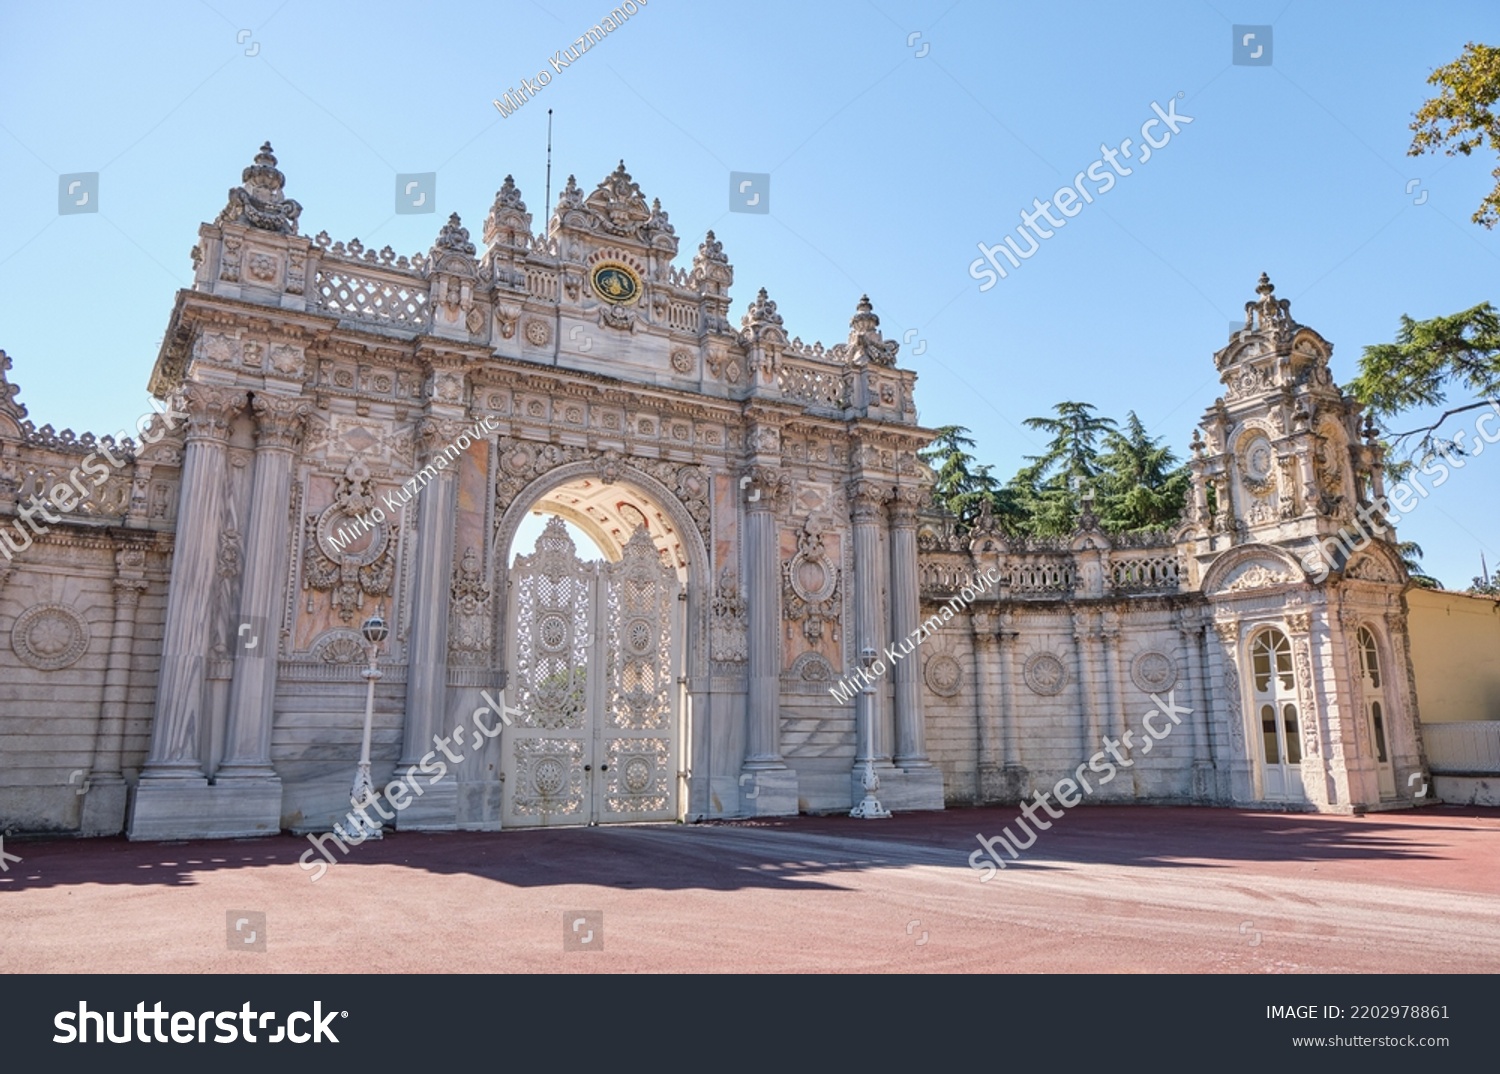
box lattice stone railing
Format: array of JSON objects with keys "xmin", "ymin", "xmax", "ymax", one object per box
[
  {"xmin": 1007, "ymin": 555, "xmax": 1076, "ymax": 594},
  {"xmin": 315, "ymin": 262, "xmax": 430, "ymax": 330},
  {"xmin": 777, "ymin": 359, "xmax": 848, "ymax": 409},
  {"xmin": 918, "ymin": 538, "xmax": 1188, "ymax": 602},
  {"xmin": 666, "ymin": 300, "xmax": 699, "ymax": 333},
  {"xmin": 526, "ymin": 268, "xmax": 559, "ymax": 302},
  {"xmin": 920, "ymin": 560, "xmax": 976, "ymax": 592},
  {"xmin": 1108, "ymin": 549, "xmax": 1182, "ymax": 591}
]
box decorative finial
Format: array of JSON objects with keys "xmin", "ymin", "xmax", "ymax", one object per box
[
  {"xmin": 433, "ymin": 212, "xmax": 476, "ymax": 256},
  {"xmin": 214, "ymin": 140, "xmax": 301, "ymax": 235}
]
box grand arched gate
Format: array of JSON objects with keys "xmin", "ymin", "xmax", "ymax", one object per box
[{"xmin": 501, "ymin": 517, "xmax": 684, "ymax": 827}]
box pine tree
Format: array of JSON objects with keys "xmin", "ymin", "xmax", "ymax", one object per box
[
  {"xmin": 1008, "ymin": 402, "xmax": 1115, "ymax": 536},
  {"xmin": 1097, "ymin": 412, "xmax": 1190, "ymax": 533}
]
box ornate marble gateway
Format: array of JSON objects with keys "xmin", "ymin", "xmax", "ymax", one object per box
[{"xmin": 0, "ymin": 145, "xmax": 1430, "ymax": 839}]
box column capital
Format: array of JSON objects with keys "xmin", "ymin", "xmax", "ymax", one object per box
[
  {"xmin": 847, "ymin": 478, "xmax": 888, "ymax": 522},
  {"xmin": 886, "ymin": 484, "xmax": 924, "ymax": 527},
  {"xmin": 250, "ymin": 392, "xmax": 312, "ymax": 451},
  {"xmin": 112, "ymin": 577, "xmax": 149, "ymax": 607},
  {"xmin": 415, "ymin": 415, "xmax": 470, "ymax": 465},
  {"xmin": 1211, "ymin": 617, "xmax": 1240, "ymax": 646},
  {"xmin": 741, "ymin": 464, "xmax": 788, "ymax": 510},
  {"xmin": 180, "ymin": 383, "xmax": 247, "ymax": 444}
]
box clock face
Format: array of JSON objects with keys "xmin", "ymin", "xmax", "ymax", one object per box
[{"xmin": 591, "ymin": 262, "xmax": 640, "ymax": 305}]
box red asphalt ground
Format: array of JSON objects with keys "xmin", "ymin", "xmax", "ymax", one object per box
[{"xmin": 2, "ymin": 805, "xmax": 1496, "ymax": 973}]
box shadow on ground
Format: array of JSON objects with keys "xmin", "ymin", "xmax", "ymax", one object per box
[{"xmin": 1, "ymin": 805, "xmax": 1494, "ymax": 895}]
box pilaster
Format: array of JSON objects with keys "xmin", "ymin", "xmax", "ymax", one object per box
[
  {"xmin": 396, "ymin": 415, "xmax": 466, "ymax": 829},
  {"xmin": 81, "ymin": 547, "xmax": 148, "ymax": 835}
]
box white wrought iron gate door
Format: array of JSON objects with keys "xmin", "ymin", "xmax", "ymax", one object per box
[
  {"xmin": 503, "ymin": 519, "xmax": 681, "ymax": 828},
  {"xmin": 599, "ymin": 527, "xmax": 683, "ymax": 824},
  {"xmin": 503, "ymin": 518, "xmax": 599, "ymax": 828}
]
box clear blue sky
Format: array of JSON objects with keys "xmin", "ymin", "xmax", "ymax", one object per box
[{"xmin": 2, "ymin": 0, "xmax": 1497, "ymax": 586}]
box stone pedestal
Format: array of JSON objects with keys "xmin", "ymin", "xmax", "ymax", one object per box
[
  {"xmin": 739, "ymin": 767, "xmax": 798, "ymax": 817},
  {"xmin": 127, "ymin": 780, "xmax": 282, "ymax": 840},
  {"xmin": 393, "ymin": 780, "xmax": 459, "ymax": 830}
]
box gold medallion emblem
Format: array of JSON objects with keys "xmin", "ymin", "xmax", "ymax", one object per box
[{"xmin": 590, "ymin": 262, "xmax": 641, "ymax": 305}]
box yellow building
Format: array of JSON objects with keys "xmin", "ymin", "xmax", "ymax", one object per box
[{"xmin": 1409, "ymin": 587, "xmax": 1500, "ymax": 803}]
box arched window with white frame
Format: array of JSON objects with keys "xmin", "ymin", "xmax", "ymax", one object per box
[
  {"xmin": 1357, "ymin": 625, "xmax": 1397, "ymax": 797},
  {"xmin": 1250, "ymin": 627, "xmax": 1304, "ymax": 800}
]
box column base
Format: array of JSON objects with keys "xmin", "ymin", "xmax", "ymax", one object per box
[
  {"xmin": 127, "ymin": 776, "xmax": 282, "ymax": 840},
  {"xmin": 738, "ymin": 767, "xmax": 798, "ymax": 817},
  {"xmin": 978, "ymin": 762, "xmax": 1030, "ymax": 804},
  {"xmin": 79, "ymin": 777, "xmax": 129, "ymax": 837},
  {"xmin": 1191, "ymin": 761, "xmax": 1217, "ymax": 803}
]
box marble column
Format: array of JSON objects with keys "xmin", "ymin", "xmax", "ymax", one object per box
[
  {"xmin": 847, "ymin": 479, "xmax": 890, "ymax": 767},
  {"xmin": 82, "ymin": 547, "xmax": 148, "ymax": 835},
  {"xmin": 138, "ymin": 386, "xmax": 242, "ymax": 780},
  {"xmin": 130, "ymin": 385, "xmax": 246, "ymax": 839},
  {"xmin": 887, "ymin": 486, "xmax": 930, "ymax": 768},
  {"xmin": 397, "ymin": 416, "xmax": 464, "ymax": 828},
  {"xmin": 742, "ymin": 464, "xmax": 785, "ymax": 770},
  {"xmin": 219, "ymin": 393, "xmax": 309, "ymax": 781}
]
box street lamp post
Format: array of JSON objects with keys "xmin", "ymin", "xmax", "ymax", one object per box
[
  {"xmin": 348, "ymin": 609, "xmax": 389, "ymax": 840},
  {"xmin": 850, "ymin": 645, "xmax": 890, "ymax": 820}
]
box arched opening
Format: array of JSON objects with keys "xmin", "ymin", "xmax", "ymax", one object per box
[
  {"xmin": 1250, "ymin": 628, "xmax": 1304, "ymax": 801},
  {"xmin": 495, "ymin": 472, "xmax": 695, "ymax": 828},
  {"xmin": 1357, "ymin": 625, "xmax": 1397, "ymax": 797}
]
